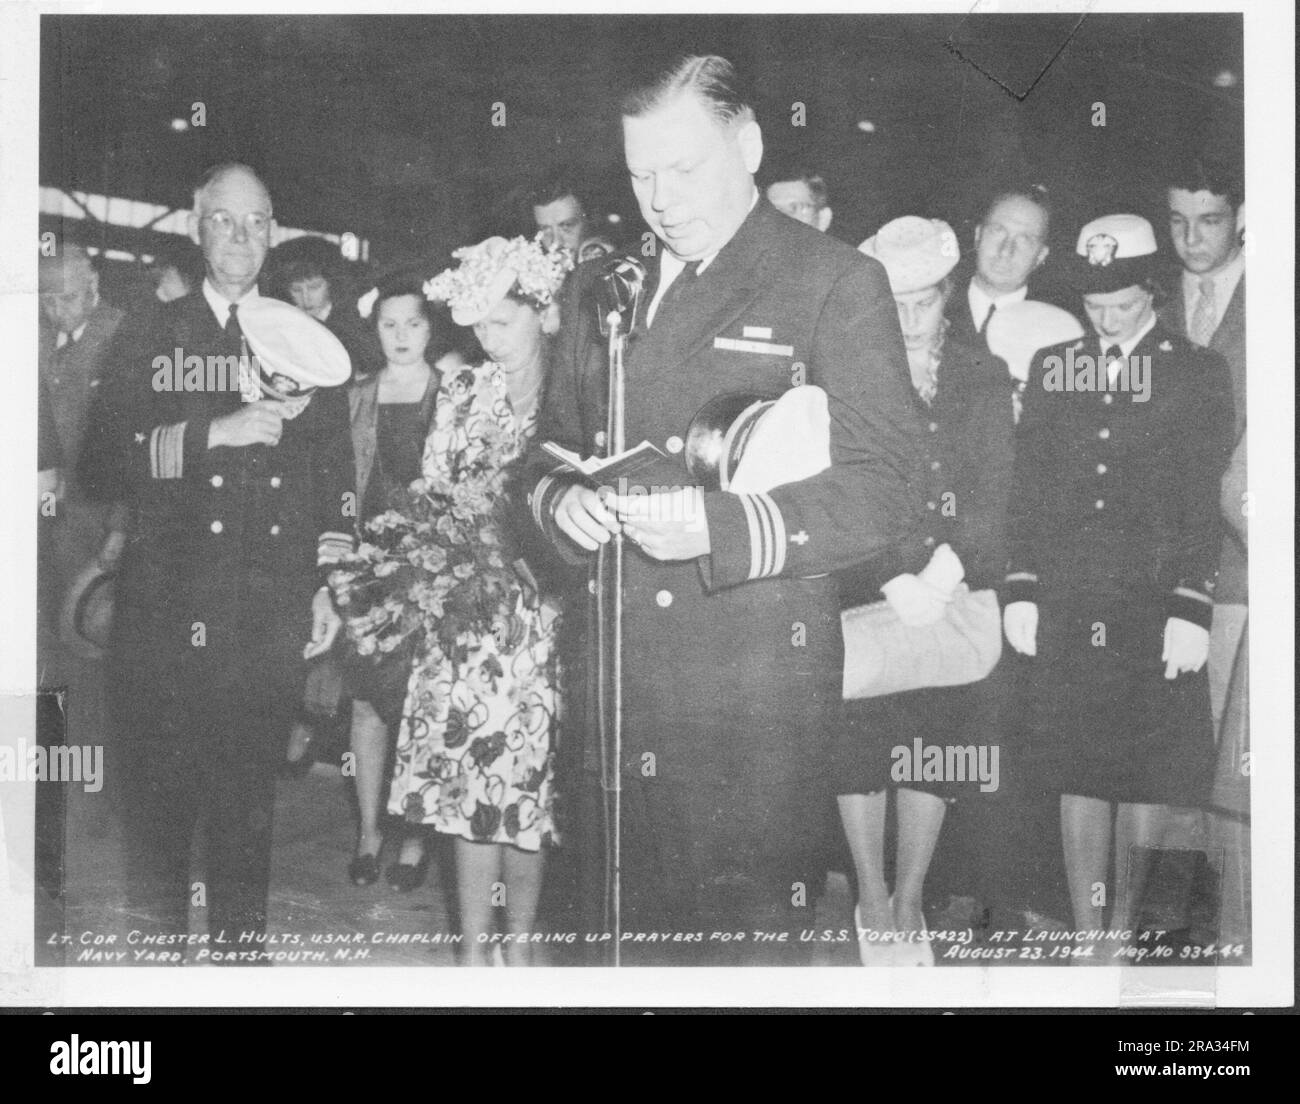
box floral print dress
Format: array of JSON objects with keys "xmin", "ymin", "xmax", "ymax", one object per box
[{"xmin": 387, "ymin": 362, "xmax": 559, "ymax": 851}]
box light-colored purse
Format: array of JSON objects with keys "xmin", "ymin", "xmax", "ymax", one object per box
[
  {"xmin": 692, "ymin": 388, "xmax": 1002, "ymax": 699},
  {"xmin": 841, "ymin": 583, "xmax": 1002, "ymax": 700}
]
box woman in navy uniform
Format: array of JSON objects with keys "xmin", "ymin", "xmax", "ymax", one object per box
[
  {"xmin": 527, "ymin": 57, "xmax": 927, "ymax": 964},
  {"xmin": 1002, "ymin": 214, "xmax": 1234, "ymax": 957},
  {"xmin": 832, "ymin": 217, "xmax": 1014, "ymax": 965}
]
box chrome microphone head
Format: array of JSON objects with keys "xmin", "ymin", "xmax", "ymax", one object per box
[{"xmin": 595, "ymin": 255, "xmax": 647, "ymax": 336}]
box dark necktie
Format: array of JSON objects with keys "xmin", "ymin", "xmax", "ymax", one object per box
[
  {"xmin": 651, "ymin": 260, "xmax": 700, "ymax": 328},
  {"xmin": 979, "ymin": 300, "xmax": 997, "ymax": 335},
  {"xmin": 225, "ymin": 302, "xmax": 244, "ymax": 352},
  {"xmin": 226, "ymin": 302, "xmax": 260, "ymax": 406}
]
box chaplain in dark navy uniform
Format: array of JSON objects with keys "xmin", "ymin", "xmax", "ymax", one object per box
[
  {"xmin": 1002, "ymin": 213, "xmax": 1234, "ymax": 957},
  {"xmin": 83, "ymin": 163, "xmax": 355, "ymax": 953},
  {"xmin": 527, "ymin": 56, "xmax": 928, "ymax": 964}
]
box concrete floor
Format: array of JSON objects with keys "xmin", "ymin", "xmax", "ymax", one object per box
[
  {"xmin": 40, "ymin": 692, "xmax": 1239, "ymax": 970},
  {"xmin": 49, "ymin": 760, "xmax": 875, "ymax": 968}
]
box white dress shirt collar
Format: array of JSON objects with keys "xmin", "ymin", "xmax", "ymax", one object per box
[
  {"xmin": 967, "ymin": 280, "xmax": 1029, "ymax": 333},
  {"xmin": 1102, "ymin": 312, "xmax": 1158, "ymax": 360},
  {"xmin": 55, "ymin": 320, "xmax": 89, "ymax": 349},
  {"xmin": 1099, "ymin": 313, "xmax": 1156, "ymax": 385},
  {"xmin": 202, "ymin": 277, "xmax": 261, "ymax": 328},
  {"xmin": 647, "ymin": 188, "xmax": 759, "ymax": 326}
]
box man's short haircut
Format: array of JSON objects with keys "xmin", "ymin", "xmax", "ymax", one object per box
[
  {"xmin": 1167, "ymin": 156, "xmax": 1244, "ymax": 210},
  {"xmin": 763, "ymin": 162, "xmax": 830, "ymax": 210},
  {"xmin": 620, "ymin": 54, "xmax": 755, "ymax": 128},
  {"xmin": 192, "ymin": 161, "xmax": 272, "ymax": 212},
  {"xmin": 979, "ymin": 181, "xmax": 1052, "ymax": 234},
  {"xmin": 528, "ymin": 172, "xmax": 586, "ymax": 214}
]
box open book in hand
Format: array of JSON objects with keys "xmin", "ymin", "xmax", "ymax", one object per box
[{"xmin": 540, "ymin": 439, "xmax": 681, "ymax": 489}]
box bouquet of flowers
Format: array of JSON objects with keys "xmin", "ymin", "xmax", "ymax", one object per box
[{"xmin": 327, "ymin": 392, "xmax": 528, "ymax": 679}]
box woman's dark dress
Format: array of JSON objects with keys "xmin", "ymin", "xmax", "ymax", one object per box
[
  {"xmin": 830, "ymin": 337, "xmax": 1014, "ymax": 800},
  {"xmin": 349, "ymin": 395, "xmax": 436, "ymax": 728}
]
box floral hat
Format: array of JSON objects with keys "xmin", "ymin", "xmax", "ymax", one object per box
[{"xmin": 425, "ymin": 234, "xmax": 574, "ymax": 326}]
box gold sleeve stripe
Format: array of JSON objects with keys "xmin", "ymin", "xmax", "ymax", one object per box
[
  {"xmin": 317, "ymin": 531, "xmax": 354, "ymax": 565},
  {"xmin": 150, "ymin": 422, "xmax": 186, "ymax": 479}
]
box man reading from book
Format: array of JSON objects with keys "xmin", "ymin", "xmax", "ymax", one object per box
[{"xmin": 527, "ymin": 55, "xmax": 926, "ymax": 965}]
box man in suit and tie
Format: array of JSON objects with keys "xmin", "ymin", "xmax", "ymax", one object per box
[
  {"xmin": 528, "ymin": 55, "xmax": 928, "ymax": 964},
  {"xmin": 946, "ymin": 184, "xmax": 1054, "ymax": 350},
  {"xmin": 1160, "ymin": 160, "xmax": 1249, "ymax": 947},
  {"xmin": 1160, "ymin": 159, "xmax": 1246, "ymax": 736},
  {"xmin": 38, "ymin": 246, "xmax": 130, "ymax": 629},
  {"xmin": 37, "ymin": 246, "xmax": 130, "ymax": 839},
  {"xmin": 84, "ymin": 163, "xmax": 354, "ymax": 956}
]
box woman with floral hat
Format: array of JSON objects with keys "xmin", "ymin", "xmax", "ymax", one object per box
[{"xmin": 331, "ymin": 235, "xmax": 572, "ymax": 964}]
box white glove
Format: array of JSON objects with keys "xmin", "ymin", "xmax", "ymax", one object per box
[
  {"xmin": 1003, "ymin": 601, "xmax": 1038, "ymax": 656},
  {"xmin": 918, "ymin": 542, "xmax": 964, "ymax": 597},
  {"xmin": 1162, "ymin": 616, "xmax": 1210, "ymax": 679},
  {"xmin": 881, "ymin": 573, "xmax": 951, "ymax": 627}
]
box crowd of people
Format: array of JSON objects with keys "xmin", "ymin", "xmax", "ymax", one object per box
[{"xmin": 36, "ymin": 53, "xmax": 1248, "ymax": 968}]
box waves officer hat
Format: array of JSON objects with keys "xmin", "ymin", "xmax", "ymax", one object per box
[{"xmin": 1072, "ymin": 213, "xmax": 1159, "ymax": 294}]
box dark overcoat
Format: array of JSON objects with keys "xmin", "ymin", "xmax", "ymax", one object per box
[
  {"xmin": 84, "ymin": 291, "xmax": 355, "ymax": 733},
  {"xmin": 1003, "ymin": 321, "xmax": 1234, "ymax": 805},
  {"xmin": 527, "ymin": 199, "xmax": 928, "ymax": 935}
]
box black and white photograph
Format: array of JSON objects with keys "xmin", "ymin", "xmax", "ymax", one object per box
[{"xmin": 0, "ymin": 0, "xmax": 1292, "ymax": 1011}]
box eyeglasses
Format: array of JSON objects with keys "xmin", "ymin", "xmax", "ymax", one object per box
[
  {"xmin": 201, "ymin": 210, "xmax": 272, "ymax": 239},
  {"xmin": 775, "ymin": 201, "xmax": 819, "ymax": 219}
]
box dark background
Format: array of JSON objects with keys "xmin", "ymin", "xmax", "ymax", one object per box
[{"xmin": 40, "ymin": 12, "xmax": 1243, "ymax": 289}]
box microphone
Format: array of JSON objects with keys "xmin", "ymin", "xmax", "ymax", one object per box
[{"xmin": 595, "ymin": 255, "xmax": 647, "ymax": 336}]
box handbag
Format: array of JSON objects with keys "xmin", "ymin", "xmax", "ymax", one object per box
[
  {"xmin": 303, "ymin": 654, "xmax": 347, "ymax": 720},
  {"xmin": 841, "ymin": 584, "xmax": 1002, "ymax": 700}
]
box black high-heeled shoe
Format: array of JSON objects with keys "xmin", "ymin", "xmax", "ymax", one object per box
[
  {"xmin": 385, "ymin": 849, "xmax": 430, "ymax": 892},
  {"xmin": 349, "ymin": 849, "xmax": 381, "ymax": 887}
]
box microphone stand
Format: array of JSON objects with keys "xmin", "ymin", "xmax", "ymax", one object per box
[
  {"xmin": 590, "ymin": 253, "xmax": 643, "ymax": 967},
  {"xmin": 597, "ymin": 308, "xmax": 628, "ymax": 967}
]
